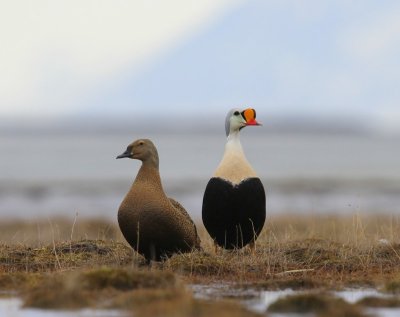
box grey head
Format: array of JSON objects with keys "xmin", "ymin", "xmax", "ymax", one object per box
[{"xmin": 225, "ymin": 108, "xmax": 261, "ymax": 136}]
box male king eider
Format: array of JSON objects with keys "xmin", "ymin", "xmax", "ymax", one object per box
[
  {"xmin": 202, "ymin": 108, "xmax": 266, "ymax": 250},
  {"xmin": 117, "ymin": 139, "xmax": 201, "ymax": 262}
]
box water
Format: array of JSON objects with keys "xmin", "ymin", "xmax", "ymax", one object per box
[
  {"xmin": 0, "ymin": 297, "xmax": 124, "ymax": 317},
  {"xmin": 1, "ymin": 129, "xmax": 400, "ymax": 220},
  {"xmin": 190, "ymin": 284, "xmax": 400, "ymax": 316},
  {"xmin": 1, "ymin": 287, "xmax": 399, "ymax": 316}
]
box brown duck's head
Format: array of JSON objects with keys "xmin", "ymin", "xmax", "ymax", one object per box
[{"xmin": 116, "ymin": 139, "xmax": 159, "ymax": 165}]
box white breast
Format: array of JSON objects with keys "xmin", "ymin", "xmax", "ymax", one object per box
[{"xmin": 213, "ymin": 134, "xmax": 257, "ymax": 184}]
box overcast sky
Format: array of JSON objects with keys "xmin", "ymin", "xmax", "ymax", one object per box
[{"xmin": 1, "ymin": 1, "xmax": 400, "ymax": 132}]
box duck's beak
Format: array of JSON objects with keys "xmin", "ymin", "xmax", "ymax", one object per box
[
  {"xmin": 116, "ymin": 149, "xmax": 132, "ymax": 159},
  {"xmin": 241, "ymin": 108, "xmax": 261, "ymax": 126}
]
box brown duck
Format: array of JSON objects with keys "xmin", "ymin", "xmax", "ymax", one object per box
[{"xmin": 116, "ymin": 139, "xmax": 201, "ymax": 262}]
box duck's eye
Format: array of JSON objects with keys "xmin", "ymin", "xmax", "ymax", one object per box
[
  {"xmin": 139, "ymin": 141, "xmax": 144, "ymax": 146},
  {"xmin": 234, "ymin": 111, "xmax": 240, "ymax": 116}
]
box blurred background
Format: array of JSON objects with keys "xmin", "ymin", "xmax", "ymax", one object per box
[{"xmin": 1, "ymin": 0, "xmax": 400, "ymax": 221}]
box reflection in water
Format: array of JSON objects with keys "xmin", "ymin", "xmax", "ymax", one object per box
[
  {"xmin": 1, "ymin": 286, "xmax": 400, "ymax": 316},
  {"xmin": 190, "ymin": 284, "xmax": 400, "ymax": 317},
  {"xmin": 0, "ymin": 297, "xmax": 124, "ymax": 317}
]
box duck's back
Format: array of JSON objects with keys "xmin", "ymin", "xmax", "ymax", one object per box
[
  {"xmin": 168, "ymin": 197, "xmax": 201, "ymax": 248},
  {"xmin": 118, "ymin": 179, "xmax": 199, "ymax": 261}
]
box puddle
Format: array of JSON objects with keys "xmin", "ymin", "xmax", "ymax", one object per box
[
  {"xmin": 190, "ymin": 283, "xmax": 400, "ymax": 317},
  {"xmin": 367, "ymin": 308, "xmax": 400, "ymax": 317},
  {"xmin": 0, "ymin": 297, "xmax": 125, "ymax": 317},
  {"xmin": 2, "ymin": 286, "xmax": 400, "ymax": 316},
  {"xmin": 333, "ymin": 288, "xmax": 387, "ymax": 303}
]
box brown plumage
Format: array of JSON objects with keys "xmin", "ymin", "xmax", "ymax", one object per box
[{"xmin": 116, "ymin": 139, "xmax": 201, "ymax": 262}]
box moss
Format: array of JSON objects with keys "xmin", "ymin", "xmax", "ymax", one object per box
[
  {"xmin": 165, "ymin": 251, "xmax": 233, "ymax": 275},
  {"xmin": 81, "ymin": 267, "xmax": 177, "ymax": 291},
  {"xmin": 247, "ymin": 277, "xmax": 326, "ymax": 290},
  {"xmin": 344, "ymin": 279, "xmax": 377, "ymax": 289},
  {"xmin": 285, "ymin": 244, "xmax": 340, "ymax": 264},
  {"xmin": 0, "ymin": 272, "xmax": 43, "ymax": 291},
  {"xmin": 268, "ymin": 293, "xmax": 366, "ymax": 317},
  {"xmin": 110, "ymin": 287, "xmax": 189, "ymax": 310},
  {"xmin": 112, "ymin": 288, "xmax": 262, "ymax": 317},
  {"xmin": 384, "ymin": 280, "xmax": 400, "ymax": 294},
  {"xmin": 23, "ymin": 267, "xmax": 180, "ymax": 309},
  {"xmin": 169, "ymin": 299, "xmax": 262, "ymax": 317},
  {"xmin": 268, "ymin": 293, "xmax": 331, "ymax": 313},
  {"xmin": 357, "ymin": 296, "xmax": 400, "ymax": 308},
  {"xmin": 23, "ymin": 274, "xmax": 90, "ymax": 309}
]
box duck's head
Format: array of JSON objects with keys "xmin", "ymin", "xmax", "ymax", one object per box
[
  {"xmin": 116, "ymin": 139, "xmax": 159, "ymax": 166},
  {"xmin": 225, "ymin": 108, "xmax": 261, "ymax": 136}
]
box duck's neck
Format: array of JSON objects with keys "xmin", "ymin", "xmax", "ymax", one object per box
[
  {"xmin": 225, "ymin": 130, "xmax": 245, "ymax": 157},
  {"xmin": 213, "ymin": 130, "xmax": 257, "ymax": 183},
  {"xmin": 134, "ymin": 160, "xmax": 163, "ymax": 190}
]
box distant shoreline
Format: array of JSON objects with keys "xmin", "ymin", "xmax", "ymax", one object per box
[{"xmin": 0, "ymin": 115, "xmax": 384, "ymax": 137}]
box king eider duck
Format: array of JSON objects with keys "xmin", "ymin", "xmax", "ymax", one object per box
[
  {"xmin": 202, "ymin": 108, "xmax": 266, "ymax": 250},
  {"xmin": 116, "ymin": 139, "xmax": 201, "ymax": 262}
]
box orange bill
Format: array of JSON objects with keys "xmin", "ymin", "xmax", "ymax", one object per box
[{"xmin": 241, "ymin": 108, "xmax": 261, "ymax": 126}]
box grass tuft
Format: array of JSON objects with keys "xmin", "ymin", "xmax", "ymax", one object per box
[
  {"xmin": 81, "ymin": 267, "xmax": 177, "ymax": 291},
  {"xmin": 165, "ymin": 251, "xmax": 234, "ymax": 276},
  {"xmin": 268, "ymin": 293, "xmax": 366, "ymax": 317}
]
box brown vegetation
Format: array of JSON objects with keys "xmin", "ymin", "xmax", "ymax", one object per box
[
  {"xmin": 0, "ymin": 213, "xmax": 400, "ymax": 315},
  {"xmin": 268, "ymin": 292, "xmax": 365, "ymax": 317}
]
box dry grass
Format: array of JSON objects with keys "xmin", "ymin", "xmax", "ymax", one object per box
[
  {"xmin": 0, "ymin": 213, "xmax": 400, "ymax": 314},
  {"xmin": 1, "ymin": 214, "xmax": 400, "ymax": 284},
  {"xmin": 0, "ymin": 217, "xmax": 122, "ymax": 246},
  {"xmin": 164, "ymin": 213, "xmax": 400, "ymax": 288},
  {"xmin": 0, "ymin": 239, "xmax": 136, "ymax": 273}
]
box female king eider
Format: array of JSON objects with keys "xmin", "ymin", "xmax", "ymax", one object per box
[
  {"xmin": 117, "ymin": 139, "xmax": 201, "ymax": 262},
  {"xmin": 202, "ymin": 108, "xmax": 266, "ymax": 250}
]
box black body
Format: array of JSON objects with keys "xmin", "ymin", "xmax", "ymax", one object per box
[{"xmin": 202, "ymin": 177, "xmax": 266, "ymax": 249}]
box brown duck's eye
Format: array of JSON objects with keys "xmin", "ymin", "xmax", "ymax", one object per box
[
  {"xmin": 139, "ymin": 141, "xmax": 144, "ymax": 146},
  {"xmin": 234, "ymin": 111, "xmax": 240, "ymax": 116}
]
